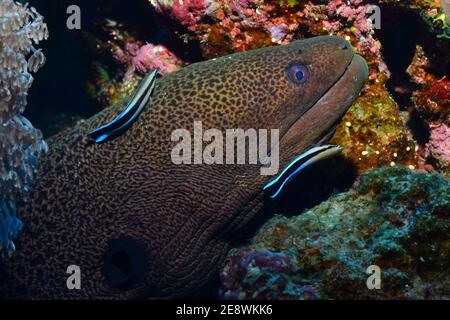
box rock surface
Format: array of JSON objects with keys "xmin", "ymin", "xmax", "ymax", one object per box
[{"xmin": 220, "ymin": 167, "xmax": 450, "ymax": 299}]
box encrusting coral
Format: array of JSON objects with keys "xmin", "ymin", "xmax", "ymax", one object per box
[
  {"xmin": 407, "ymin": 44, "xmax": 449, "ymax": 173},
  {"xmin": 220, "ymin": 167, "xmax": 450, "ymax": 299},
  {"xmin": 0, "ymin": 0, "xmax": 48, "ymax": 257},
  {"xmin": 330, "ymin": 82, "xmax": 419, "ymax": 174}
]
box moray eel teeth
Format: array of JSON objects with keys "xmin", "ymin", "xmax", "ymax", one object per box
[
  {"xmin": 263, "ymin": 145, "xmax": 343, "ymax": 199},
  {"xmin": 87, "ymin": 68, "xmax": 159, "ymax": 143}
]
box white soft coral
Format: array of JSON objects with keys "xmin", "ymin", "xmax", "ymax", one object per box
[{"xmin": 0, "ymin": 0, "xmax": 48, "ymax": 257}]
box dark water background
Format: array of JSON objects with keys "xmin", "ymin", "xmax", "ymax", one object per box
[
  {"xmin": 23, "ymin": 1, "xmax": 102, "ymax": 137},
  {"xmin": 24, "ymin": 0, "xmax": 204, "ymax": 138}
]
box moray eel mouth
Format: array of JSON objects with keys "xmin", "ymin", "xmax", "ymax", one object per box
[{"xmin": 265, "ymin": 53, "xmax": 369, "ymax": 199}]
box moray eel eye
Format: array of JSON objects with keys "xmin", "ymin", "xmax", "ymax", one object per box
[
  {"xmin": 103, "ymin": 237, "xmax": 148, "ymax": 291},
  {"xmin": 286, "ymin": 63, "xmax": 311, "ymax": 84}
]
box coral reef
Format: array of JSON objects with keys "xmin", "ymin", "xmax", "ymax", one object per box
[
  {"xmin": 330, "ymin": 82, "xmax": 419, "ymax": 174},
  {"xmin": 304, "ymin": 0, "xmax": 386, "ymax": 81},
  {"xmin": 88, "ymin": 25, "xmax": 183, "ymax": 109},
  {"xmin": 408, "ymin": 45, "xmax": 449, "ymax": 123},
  {"xmin": 113, "ymin": 40, "xmax": 182, "ymax": 77},
  {"xmin": 220, "ymin": 167, "xmax": 450, "ymax": 299},
  {"xmin": 424, "ymin": 123, "xmax": 450, "ymax": 173},
  {"xmin": 143, "ymin": 1, "xmax": 448, "ymax": 174},
  {"xmin": 406, "ymin": 45, "xmax": 449, "ymax": 173},
  {"xmin": 91, "ymin": 0, "xmax": 444, "ymax": 175},
  {"xmin": 0, "ymin": 0, "xmax": 48, "ymax": 256},
  {"xmin": 151, "ymin": 0, "xmax": 207, "ymax": 33},
  {"xmin": 88, "ymin": 64, "xmax": 141, "ymax": 111},
  {"xmin": 151, "ymin": 0, "xmax": 387, "ymax": 77},
  {"xmin": 421, "ymin": 0, "xmax": 450, "ymax": 39},
  {"xmin": 221, "ymin": 248, "xmax": 320, "ymax": 299},
  {"xmin": 442, "ymin": 0, "xmax": 450, "ymax": 25}
]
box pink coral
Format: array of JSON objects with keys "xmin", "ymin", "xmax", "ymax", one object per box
[
  {"xmin": 113, "ymin": 40, "xmax": 182, "ymax": 77},
  {"xmin": 220, "ymin": 248, "xmax": 321, "ymax": 300},
  {"xmin": 160, "ymin": 0, "xmax": 386, "ymax": 77},
  {"xmin": 426, "ymin": 123, "xmax": 450, "ymax": 168},
  {"xmin": 132, "ymin": 43, "xmax": 182, "ymax": 75},
  {"xmin": 125, "ymin": 42, "xmax": 141, "ymax": 57},
  {"xmin": 155, "ymin": 0, "xmax": 207, "ymax": 32},
  {"xmin": 317, "ymin": 0, "xmax": 385, "ymax": 80}
]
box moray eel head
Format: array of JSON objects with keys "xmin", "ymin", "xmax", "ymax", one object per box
[{"xmin": 0, "ymin": 36, "xmax": 368, "ymax": 299}]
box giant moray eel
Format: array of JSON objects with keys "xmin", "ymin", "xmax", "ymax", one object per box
[{"xmin": 0, "ymin": 36, "xmax": 368, "ymax": 299}]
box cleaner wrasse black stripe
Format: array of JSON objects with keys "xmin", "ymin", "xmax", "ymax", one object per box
[
  {"xmin": 264, "ymin": 145, "xmax": 343, "ymax": 199},
  {"xmin": 87, "ymin": 68, "xmax": 159, "ymax": 143}
]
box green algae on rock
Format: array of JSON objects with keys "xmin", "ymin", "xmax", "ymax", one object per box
[{"xmin": 220, "ymin": 167, "xmax": 450, "ymax": 299}]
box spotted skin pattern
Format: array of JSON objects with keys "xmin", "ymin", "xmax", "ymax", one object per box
[{"xmin": 0, "ymin": 36, "xmax": 365, "ymax": 299}]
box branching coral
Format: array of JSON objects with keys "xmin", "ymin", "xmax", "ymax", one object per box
[{"xmin": 0, "ymin": 0, "xmax": 48, "ymax": 257}]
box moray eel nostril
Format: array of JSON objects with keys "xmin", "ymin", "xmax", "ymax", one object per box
[{"xmin": 0, "ymin": 35, "xmax": 368, "ymax": 299}]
